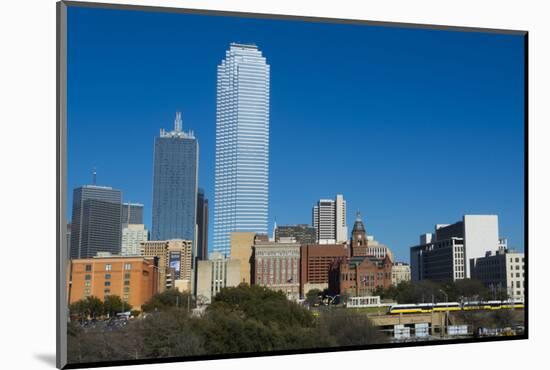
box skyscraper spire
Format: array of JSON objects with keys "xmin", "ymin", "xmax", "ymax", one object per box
[
  {"xmin": 174, "ymin": 111, "xmax": 182, "ymax": 132},
  {"xmin": 92, "ymin": 167, "xmax": 97, "ymax": 185}
]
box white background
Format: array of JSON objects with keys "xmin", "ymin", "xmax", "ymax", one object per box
[{"xmin": 0, "ymin": 0, "xmax": 547, "ymax": 368}]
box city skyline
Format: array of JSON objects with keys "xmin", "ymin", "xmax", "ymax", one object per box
[{"xmin": 67, "ymin": 7, "xmax": 525, "ymax": 262}]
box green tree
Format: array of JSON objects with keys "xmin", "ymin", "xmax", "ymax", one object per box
[
  {"xmin": 142, "ymin": 289, "xmax": 195, "ymax": 312},
  {"xmin": 69, "ymin": 296, "xmax": 103, "ymax": 320},
  {"xmin": 103, "ymin": 295, "xmax": 133, "ymax": 317},
  {"xmin": 305, "ymin": 289, "xmax": 322, "ymax": 306}
]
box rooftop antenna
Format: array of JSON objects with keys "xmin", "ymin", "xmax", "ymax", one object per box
[
  {"xmin": 92, "ymin": 167, "xmax": 97, "ymax": 185},
  {"xmin": 174, "ymin": 111, "xmax": 182, "ymax": 132},
  {"xmin": 356, "ymin": 210, "xmax": 361, "ymax": 221}
]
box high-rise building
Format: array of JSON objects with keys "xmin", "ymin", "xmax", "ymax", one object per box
[
  {"xmin": 213, "ymin": 43, "xmax": 270, "ymax": 256},
  {"xmin": 275, "ymin": 224, "xmax": 316, "ymax": 245},
  {"xmin": 196, "ymin": 188, "xmax": 208, "ymax": 261},
  {"xmin": 121, "ymin": 202, "xmax": 144, "ymax": 226},
  {"xmin": 70, "ymin": 185, "xmax": 122, "ymax": 258},
  {"xmin": 410, "ymin": 215, "xmax": 501, "ymax": 282},
  {"xmin": 141, "ymin": 239, "xmax": 193, "ymax": 293},
  {"xmin": 121, "ymin": 224, "xmax": 149, "ymax": 256},
  {"xmin": 312, "ymin": 194, "xmax": 348, "ymax": 244},
  {"xmin": 152, "ymin": 112, "xmax": 199, "ymax": 251}
]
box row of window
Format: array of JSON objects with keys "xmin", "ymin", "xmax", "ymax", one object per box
[{"xmin": 85, "ymin": 263, "xmax": 132, "ymax": 272}]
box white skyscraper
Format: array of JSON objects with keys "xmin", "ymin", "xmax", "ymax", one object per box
[
  {"xmin": 312, "ymin": 194, "xmax": 348, "ymax": 244},
  {"xmin": 213, "ymin": 43, "xmax": 270, "ymax": 256}
]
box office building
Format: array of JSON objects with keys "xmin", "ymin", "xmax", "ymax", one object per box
[
  {"xmin": 253, "ymin": 238, "xmax": 300, "ymax": 300},
  {"xmin": 196, "ymin": 188, "xmax": 209, "ymax": 261},
  {"xmin": 312, "ymin": 194, "xmax": 348, "ymax": 244},
  {"xmin": 470, "ymin": 247, "xmax": 525, "ymax": 300},
  {"xmin": 391, "ymin": 262, "xmax": 411, "ymax": 286},
  {"xmin": 275, "ymin": 224, "xmax": 316, "ymax": 245},
  {"xmin": 121, "ymin": 224, "xmax": 149, "ymax": 256},
  {"xmin": 67, "ymin": 256, "xmax": 159, "ymax": 310},
  {"xmin": 196, "ymin": 251, "xmax": 241, "ymax": 304},
  {"xmin": 410, "ymin": 215, "xmax": 501, "ymax": 282},
  {"xmin": 141, "ymin": 239, "xmax": 193, "ymax": 292},
  {"xmin": 230, "ymin": 231, "xmax": 256, "ymax": 285},
  {"xmin": 121, "ymin": 202, "xmax": 144, "ymax": 226},
  {"xmin": 70, "ymin": 185, "xmax": 122, "ymax": 258},
  {"xmin": 213, "ymin": 43, "xmax": 270, "ymax": 256},
  {"xmin": 152, "ymin": 112, "xmax": 199, "ymax": 252},
  {"xmin": 300, "ymin": 243, "xmax": 349, "ymax": 296}
]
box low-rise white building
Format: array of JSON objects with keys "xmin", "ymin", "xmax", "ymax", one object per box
[
  {"xmin": 391, "ymin": 262, "xmax": 411, "ymax": 286},
  {"xmin": 470, "ymin": 247, "xmax": 525, "ymax": 300}
]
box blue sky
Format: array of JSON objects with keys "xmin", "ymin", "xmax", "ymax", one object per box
[{"xmin": 67, "ymin": 6, "xmax": 525, "ymax": 262}]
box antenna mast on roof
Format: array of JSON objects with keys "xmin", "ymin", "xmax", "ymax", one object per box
[
  {"xmin": 174, "ymin": 111, "xmax": 182, "ymax": 132},
  {"xmin": 92, "ymin": 168, "xmax": 97, "ymax": 185}
]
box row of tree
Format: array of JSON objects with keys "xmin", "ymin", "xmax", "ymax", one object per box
[
  {"xmin": 69, "ymin": 295, "xmax": 135, "ymax": 320},
  {"xmin": 67, "ymin": 284, "xmax": 386, "ymax": 364},
  {"xmin": 372, "ymin": 279, "xmax": 508, "ymax": 304}
]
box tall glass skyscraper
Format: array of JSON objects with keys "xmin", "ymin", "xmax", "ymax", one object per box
[
  {"xmin": 70, "ymin": 185, "xmax": 122, "ymax": 258},
  {"xmin": 152, "ymin": 112, "xmax": 199, "ymax": 247},
  {"xmin": 213, "ymin": 43, "xmax": 270, "ymax": 256}
]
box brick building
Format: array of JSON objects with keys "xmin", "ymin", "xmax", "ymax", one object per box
[
  {"xmin": 328, "ymin": 254, "xmax": 393, "ymax": 297},
  {"xmin": 253, "ymin": 238, "xmax": 301, "ymax": 300},
  {"xmin": 300, "ymin": 243, "xmax": 349, "ymax": 296},
  {"xmin": 68, "ymin": 256, "xmax": 159, "ymax": 310},
  {"xmin": 350, "ymin": 211, "xmax": 393, "ymax": 260}
]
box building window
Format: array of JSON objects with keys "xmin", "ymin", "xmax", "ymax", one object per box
[
  {"xmin": 124, "ymin": 273, "xmax": 131, "ymax": 279},
  {"xmin": 84, "ymin": 288, "xmax": 91, "ymax": 296},
  {"xmin": 105, "ymin": 281, "xmax": 111, "ymax": 287},
  {"xmin": 84, "ymin": 281, "xmax": 91, "ymax": 287},
  {"xmin": 85, "ymin": 274, "xmax": 91, "ymax": 280},
  {"xmin": 105, "ymin": 264, "xmax": 112, "ymax": 271},
  {"xmin": 123, "ymin": 287, "xmax": 130, "ymax": 293},
  {"xmin": 105, "ymin": 274, "xmax": 111, "ymax": 280},
  {"xmin": 85, "ymin": 264, "xmax": 92, "ymax": 272},
  {"xmin": 124, "ymin": 263, "xmax": 132, "ymax": 270},
  {"xmin": 124, "ymin": 280, "xmax": 130, "ymax": 286}
]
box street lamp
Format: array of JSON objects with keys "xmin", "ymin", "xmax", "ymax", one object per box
[{"xmin": 438, "ymin": 289, "xmax": 449, "ymax": 338}]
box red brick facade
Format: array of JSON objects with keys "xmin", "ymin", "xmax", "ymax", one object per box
[
  {"xmin": 300, "ymin": 244, "xmax": 349, "ymax": 296},
  {"xmin": 328, "ymin": 254, "xmax": 393, "ymax": 297}
]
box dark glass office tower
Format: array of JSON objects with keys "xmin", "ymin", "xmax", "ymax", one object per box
[
  {"xmin": 196, "ymin": 188, "xmax": 209, "ymax": 260},
  {"xmin": 121, "ymin": 202, "xmax": 144, "ymax": 226},
  {"xmin": 152, "ymin": 112, "xmax": 198, "ymax": 245},
  {"xmin": 70, "ymin": 185, "xmax": 122, "ymax": 258}
]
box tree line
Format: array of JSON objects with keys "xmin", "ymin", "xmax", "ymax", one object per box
[
  {"xmin": 372, "ymin": 279, "xmax": 509, "ymax": 304},
  {"xmin": 67, "ymin": 284, "xmax": 386, "ymax": 364}
]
